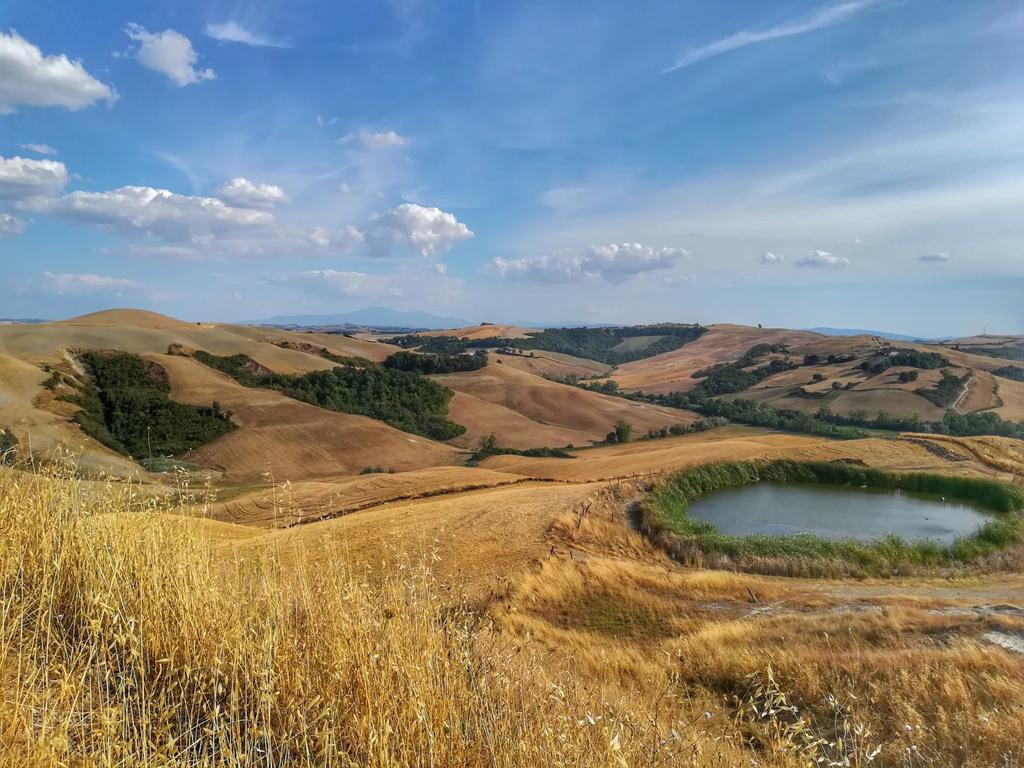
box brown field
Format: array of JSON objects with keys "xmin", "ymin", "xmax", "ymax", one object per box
[
  {"xmin": 477, "ymin": 425, "xmax": 979, "ymax": 481},
  {"xmin": 212, "ymin": 322, "xmax": 398, "ymax": 362},
  {"xmin": 491, "ymin": 349, "xmax": 611, "ymax": 379},
  {"xmin": 152, "ymin": 353, "xmax": 459, "ymax": 481},
  {"xmin": 434, "ymin": 361, "xmax": 696, "ymax": 443},
  {"xmin": 420, "ymin": 322, "xmax": 531, "ymax": 339},
  {"xmin": 994, "ymin": 377, "xmax": 1024, "ymax": 421},
  {"xmin": 55, "ymin": 307, "xmax": 202, "ymax": 329},
  {"xmin": 4, "ymin": 351, "xmax": 1024, "ymax": 768},
  {"xmin": 610, "ymin": 324, "xmax": 838, "ymax": 394},
  {"xmin": 207, "ymin": 465, "xmax": 525, "ymax": 527},
  {"xmin": 444, "ymin": 389, "xmax": 595, "ymax": 449},
  {"xmin": 960, "ymin": 370, "xmax": 1001, "ymax": 413}
]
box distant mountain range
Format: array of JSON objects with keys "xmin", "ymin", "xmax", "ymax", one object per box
[
  {"xmin": 256, "ymin": 307, "xmax": 471, "ymax": 330},
  {"xmin": 804, "ymin": 327, "xmax": 937, "ymax": 342}
]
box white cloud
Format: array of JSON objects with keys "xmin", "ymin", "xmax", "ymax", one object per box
[
  {"xmin": 44, "ymin": 183, "xmax": 364, "ymax": 259},
  {"xmin": 917, "ymin": 252, "xmax": 951, "ymax": 263},
  {"xmin": 0, "ymin": 31, "xmax": 115, "ymax": 113},
  {"xmin": 368, "ymin": 203, "xmax": 473, "ymax": 257},
  {"xmin": 123, "ymin": 24, "xmax": 215, "ymax": 86},
  {"xmin": 307, "ymin": 225, "xmax": 364, "ymax": 251},
  {"xmin": 0, "ymin": 155, "xmax": 69, "ymax": 201},
  {"xmin": 19, "ymin": 143, "xmax": 57, "ymax": 156},
  {"xmin": 215, "ymin": 177, "xmax": 289, "ymax": 209},
  {"xmin": 0, "ymin": 213, "xmax": 25, "ymax": 236},
  {"xmin": 340, "ymin": 130, "xmax": 409, "ymax": 149},
  {"xmin": 760, "ymin": 251, "xmax": 784, "ymax": 265},
  {"xmin": 204, "ymin": 21, "xmax": 291, "ymax": 49},
  {"xmin": 493, "ymin": 242, "xmax": 688, "ymax": 284},
  {"xmin": 795, "ymin": 249, "xmax": 849, "ymax": 269},
  {"xmin": 49, "ymin": 186, "xmax": 271, "ymax": 240},
  {"xmin": 40, "ymin": 271, "xmax": 140, "ymax": 295},
  {"xmin": 664, "ymin": 0, "xmax": 883, "ymax": 72}
]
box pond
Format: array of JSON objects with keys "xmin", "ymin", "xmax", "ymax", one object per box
[{"xmin": 685, "ymin": 482, "xmax": 993, "ymax": 544}]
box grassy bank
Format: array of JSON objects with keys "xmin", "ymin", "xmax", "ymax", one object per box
[{"xmin": 640, "ymin": 460, "xmax": 1024, "ymax": 577}]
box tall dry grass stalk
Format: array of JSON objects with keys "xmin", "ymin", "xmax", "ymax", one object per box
[{"xmin": 0, "ymin": 461, "xmax": 743, "ymax": 767}]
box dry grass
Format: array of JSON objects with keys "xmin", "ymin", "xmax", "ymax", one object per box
[
  {"xmin": 0, "ymin": 462, "xmax": 757, "ymax": 767},
  {"xmin": 3, "ymin": 460, "xmax": 1024, "ymax": 766}
]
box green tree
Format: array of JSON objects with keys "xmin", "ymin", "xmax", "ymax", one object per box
[{"xmin": 612, "ymin": 420, "xmax": 632, "ymax": 443}]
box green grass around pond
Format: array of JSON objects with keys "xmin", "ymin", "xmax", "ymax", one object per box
[{"xmin": 640, "ymin": 460, "xmax": 1024, "ymax": 577}]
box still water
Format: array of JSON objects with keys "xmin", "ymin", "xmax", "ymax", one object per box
[{"xmin": 685, "ymin": 483, "xmax": 992, "ymax": 544}]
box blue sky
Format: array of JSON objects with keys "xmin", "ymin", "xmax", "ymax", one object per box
[{"xmin": 1, "ymin": 0, "xmax": 1022, "ymax": 335}]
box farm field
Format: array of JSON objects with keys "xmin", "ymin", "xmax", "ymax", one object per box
[{"xmin": 2, "ymin": 310, "xmax": 1024, "ymax": 766}]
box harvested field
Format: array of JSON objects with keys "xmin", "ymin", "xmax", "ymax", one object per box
[
  {"xmin": 493, "ymin": 350, "xmax": 611, "ymax": 380},
  {"xmin": 610, "ymin": 324, "xmax": 833, "ymax": 394},
  {"xmin": 55, "ymin": 308, "xmax": 200, "ymax": 330},
  {"xmin": 420, "ymin": 323, "xmax": 531, "ymax": 339},
  {"xmin": 207, "ymin": 466, "xmax": 526, "ymax": 527},
  {"xmin": 993, "ymin": 377, "xmax": 1024, "ymax": 421},
  {"xmin": 434, "ymin": 362, "xmax": 695, "ymax": 442},
  {"xmin": 960, "ymin": 370, "xmax": 1001, "ymax": 413},
  {"xmin": 479, "ymin": 426, "xmax": 1002, "ymax": 481},
  {"xmin": 214, "ymin": 323, "xmax": 397, "ymax": 362},
  {"xmin": 149, "ymin": 353, "xmax": 460, "ymax": 482},
  {"xmin": 444, "ymin": 390, "xmax": 594, "ymax": 450},
  {"xmin": 253, "ymin": 480, "xmax": 605, "ymax": 593}
]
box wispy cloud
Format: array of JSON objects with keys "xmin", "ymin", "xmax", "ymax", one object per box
[
  {"xmin": 664, "ymin": 0, "xmax": 883, "ymax": 73},
  {"xmin": 205, "ymin": 21, "xmax": 292, "ymax": 49},
  {"xmin": 20, "ymin": 143, "xmax": 57, "ymax": 156}
]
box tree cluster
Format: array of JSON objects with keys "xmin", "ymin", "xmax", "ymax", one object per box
[
  {"xmin": 195, "ymin": 351, "xmax": 466, "ymax": 441},
  {"xmin": 69, "ymin": 351, "xmax": 235, "ymax": 459},
  {"xmin": 383, "ymin": 350, "xmax": 488, "ymax": 375}
]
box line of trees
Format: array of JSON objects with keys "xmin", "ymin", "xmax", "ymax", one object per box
[
  {"xmin": 383, "ymin": 350, "xmax": 488, "ymax": 375},
  {"xmin": 194, "ymin": 351, "xmax": 467, "ymax": 442}
]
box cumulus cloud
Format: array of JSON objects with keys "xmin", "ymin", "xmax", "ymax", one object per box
[
  {"xmin": 664, "ymin": 0, "xmax": 883, "ymax": 72},
  {"xmin": 493, "ymin": 242, "xmax": 689, "ymax": 283},
  {"xmin": 204, "ymin": 21, "xmax": 291, "ymax": 48},
  {"xmin": 39, "ymin": 183, "xmax": 368, "ymax": 259},
  {"xmin": 123, "ymin": 23, "xmax": 215, "ymax": 86},
  {"xmin": 215, "ymin": 177, "xmax": 289, "ymax": 209},
  {"xmin": 307, "ymin": 225, "xmax": 364, "ymax": 251},
  {"xmin": 367, "ymin": 203, "xmax": 473, "ymax": 257},
  {"xmin": 0, "ymin": 155, "xmax": 69, "ymax": 201},
  {"xmin": 760, "ymin": 251, "xmax": 784, "ymax": 265},
  {"xmin": 40, "ymin": 271, "xmax": 140, "ymax": 295},
  {"xmin": 795, "ymin": 249, "xmax": 849, "ymax": 269},
  {"xmin": 0, "ymin": 31, "xmax": 115, "ymax": 113},
  {"xmin": 917, "ymin": 252, "xmax": 951, "ymax": 263},
  {"xmin": 0, "ymin": 213, "xmax": 25, "ymax": 236},
  {"xmin": 20, "ymin": 143, "xmax": 57, "ymax": 156},
  {"xmin": 340, "ymin": 130, "xmax": 409, "ymax": 149}
]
